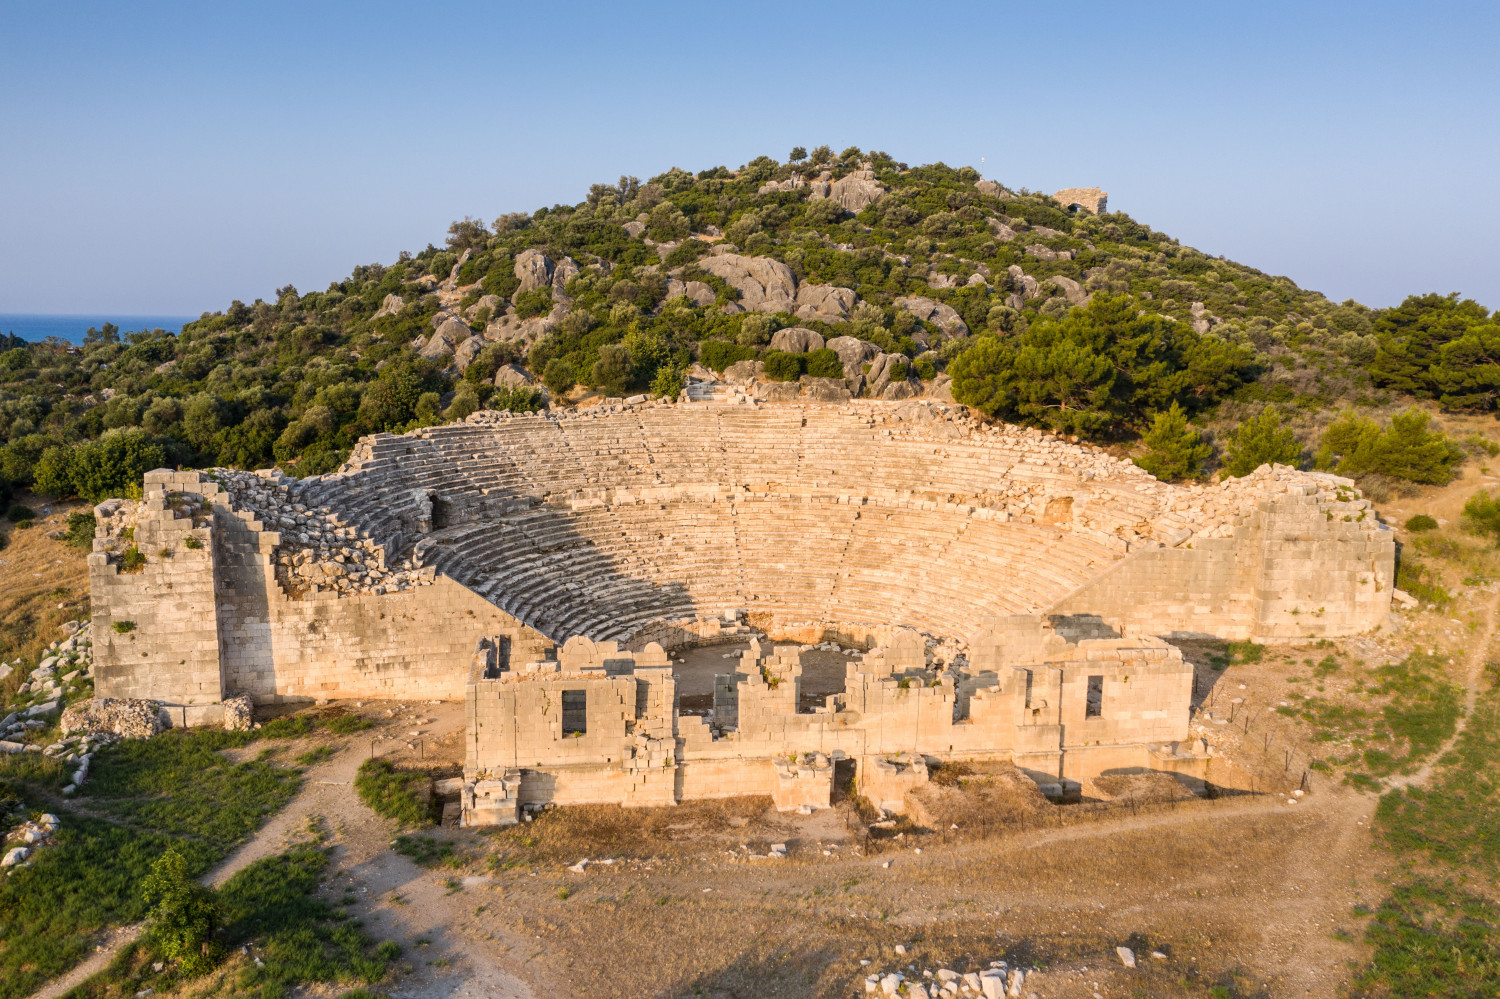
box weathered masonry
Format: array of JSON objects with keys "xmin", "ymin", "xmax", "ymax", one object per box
[
  {"xmin": 461, "ymin": 625, "xmax": 1200, "ymax": 825},
  {"xmin": 87, "ymin": 398, "xmax": 1394, "ymax": 796}
]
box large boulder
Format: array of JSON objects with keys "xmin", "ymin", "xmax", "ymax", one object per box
[
  {"xmin": 769, "ymin": 327, "xmax": 825, "ymax": 353},
  {"xmin": 515, "ymin": 248, "xmax": 554, "ymax": 293},
  {"xmin": 865, "ymin": 352, "xmax": 916, "ymax": 399},
  {"xmin": 826, "ymin": 335, "xmax": 881, "ymax": 384},
  {"xmin": 664, "ymin": 279, "xmax": 716, "ymax": 307},
  {"xmin": 809, "ymin": 169, "xmax": 887, "ymax": 213},
  {"xmin": 895, "ymin": 296, "xmax": 969, "ymax": 337},
  {"xmin": 723, "ymin": 359, "xmax": 766, "ymax": 385},
  {"xmin": 793, "ymin": 283, "xmax": 855, "ymax": 322},
  {"xmin": 1047, "ymin": 275, "xmax": 1087, "ymax": 305},
  {"xmin": 926, "ymin": 373, "xmax": 955, "ymax": 403},
  {"xmin": 420, "ymin": 317, "xmax": 473, "ymax": 361},
  {"xmin": 453, "ymin": 336, "xmax": 487, "ymax": 372},
  {"xmin": 494, "ymin": 364, "xmax": 534, "ymax": 388},
  {"xmin": 1007, "ymin": 265, "xmax": 1041, "ymax": 298},
  {"xmin": 373, "ymin": 293, "xmax": 404, "ymax": 319},
  {"xmin": 799, "ymin": 376, "xmax": 852, "ymax": 403},
  {"xmin": 697, "ymin": 253, "xmax": 797, "ymax": 313},
  {"xmin": 483, "ymin": 314, "xmax": 554, "ymax": 346},
  {"xmin": 552, "ymin": 256, "xmax": 580, "ymax": 300}
]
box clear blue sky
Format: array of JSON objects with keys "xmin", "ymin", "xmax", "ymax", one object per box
[{"xmin": 2, "ymin": 1, "xmax": 1496, "ymax": 316}]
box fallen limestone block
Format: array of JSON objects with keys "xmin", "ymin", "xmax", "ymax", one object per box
[
  {"xmin": 1, "ymin": 846, "xmax": 29, "ymax": 867},
  {"xmin": 1116, "ymin": 945, "xmax": 1136, "ymax": 968},
  {"xmin": 222, "ymin": 694, "xmax": 255, "ymax": 732},
  {"xmin": 27, "ymin": 700, "xmax": 59, "ymax": 719}
]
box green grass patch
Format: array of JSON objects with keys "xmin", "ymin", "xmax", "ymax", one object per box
[
  {"xmin": 0, "ymin": 728, "xmax": 300, "ymax": 998},
  {"xmin": 1285, "ymin": 652, "xmax": 1460, "ymax": 783},
  {"xmin": 324, "ymin": 714, "xmax": 374, "ymax": 735},
  {"xmin": 295, "ymin": 744, "xmax": 336, "ymax": 767},
  {"xmin": 62, "ymin": 847, "xmax": 399, "ymax": 999},
  {"xmin": 1351, "ymin": 880, "xmax": 1500, "ymax": 997},
  {"xmin": 392, "ymin": 834, "xmax": 459, "ymax": 868},
  {"xmin": 1377, "ymin": 692, "xmax": 1500, "ymax": 872},
  {"xmin": 355, "ymin": 759, "xmax": 433, "ymax": 827}
]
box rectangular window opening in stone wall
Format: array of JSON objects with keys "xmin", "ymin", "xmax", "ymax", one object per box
[
  {"xmin": 1023, "ymin": 669, "xmax": 1033, "ymax": 709},
  {"xmin": 562, "ymin": 689, "xmax": 587, "ymax": 735},
  {"xmin": 1086, "ymin": 675, "xmax": 1103, "ymax": 718}
]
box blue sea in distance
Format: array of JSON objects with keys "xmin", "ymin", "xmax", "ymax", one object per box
[{"xmin": 0, "ymin": 313, "xmax": 198, "ymax": 345}]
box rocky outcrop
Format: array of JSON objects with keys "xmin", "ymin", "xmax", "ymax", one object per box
[
  {"xmin": 793, "ymin": 283, "xmax": 855, "ymax": 322},
  {"xmin": 1007, "ymin": 265, "xmax": 1040, "ymax": 298},
  {"xmin": 826, "ymin": 335, "xmax": 880, "ymax": 385},
  {"xmin": 454, "ymin": 336, "xmax": 487, "ymax": 372},
  {"xmin": 373, "ymin": 293, "xmax": 404, "ymax": 319},
  {"xmin": 866, "ymin": 352, "xmax": 918, "ymax": 399},
  {"xmin": 1025, "ymin": 244, "xmax": 1074, "ymax": 262},
  {"xmin": 494, "ymin": 364, "xmax": 535, "ymax": 388},
  {"xmin": 809, "ymin": 169, "xmax": 886, "ymax": 213},
  {"xmin": 483, "ymin": 315, "xmax": 554, "ymax": 345},
  {"xmin": 769, "ymin": 327, "xmax": 825, "ymax": 353},
  {"xmin": 723, "ymin": 359, "xmax": 765, "ymax": 385},
  {"xmin": 515, "ymin": 248, "xmax": 554, "ymax": 293},
  {"xmin": 1046, "ymin": 275, "xmax": 1087, "ymax": 305},
  {"xmin": 974, "ymin": 179, "xmax": 1010, "ymax": 198},
  {"xmin": 552, "ymin": 256, "xmax": 579, "ymax": 300},
  {"xmin": 664, "ymin": 279, "xmax": 716, "ymax": 307},
  {"xmin": 698, "ymin": 253, "xmax": 797, "ymax": 313},
  {"xmin": 895, "ymin": 296, "xmax": 969, "ymax": 337},
  {"xmin": 419, "ymin": 317, "xmax": 474, "ymax": 361}
]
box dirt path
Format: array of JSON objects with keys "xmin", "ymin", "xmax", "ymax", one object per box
[{"xmin": 26, "ymin": 707, "xmax": 539, "ymax": 999}]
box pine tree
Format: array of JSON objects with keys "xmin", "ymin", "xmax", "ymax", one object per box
[
  {"xmin": 1134, "ymin": 403, "xmax": 1212, "ymax": 481},
  {"xmin": 1222, "ymin": 405, "xmax": 1303, "ymax": 477}
]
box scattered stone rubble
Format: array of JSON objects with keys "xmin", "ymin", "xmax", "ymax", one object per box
[
  {"xmin": 2, "ymin": 813, "xmax": 60, "ymax": 871},
  {"xmin": 215, "ymin": 468, "xmax": 436, "ymax": 597},
  {"xmin": 864, "ymin": 959, "xmax": 1038, "ymax": 997},
  {"xmin": 2, "ymin": 622, "xmax": 95, "ymax": 751}
]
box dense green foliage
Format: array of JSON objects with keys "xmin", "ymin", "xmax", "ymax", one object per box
[
  {"xmin": 1220, "ymin": 405, "xmax": 1304, "ymax": 477},
  {"xmin": 0, "ymin": 148, "xmax": 1489, "ymax": 495},
  {"xmin": 1463, "ymin": 489, "xmax": 1500, "ymax": 545},
  {"xmin": 141, "ymin": 849, "xmax": 221, "ymax": 973},
  {"xmin": 949, "ymin": 294, "xmax": 1252, "ymax": 435},
  {"xmin": 1132, "ymin": 402, "xmax": 1212, "ymax": 481},
  {"xmin": 1315, "ymin": 408, "xmax": 1464, "ymax": 484}
]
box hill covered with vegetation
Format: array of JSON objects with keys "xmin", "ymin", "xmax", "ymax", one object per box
[{"xmin": 1, "ymin": 144, "xmax": 1496, "ymax": 508}]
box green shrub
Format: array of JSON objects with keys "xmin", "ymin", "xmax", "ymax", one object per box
[
  {"xmin": 1222, "ymin": 405, "xmax": 1303, "ymax": 477},
  {"xmin": 491, "ymin": 385, "xmax": 546, "ymax": 413},
  {"xmin": 1404, "ymin": 514, "xmax": 1438, "ymax": 533},
  {"xmin": 112, "ymin": 620, "xmax": 136, "ymax": 634},
  {"xmin": 354, "ymin": 759, "xmax": 432, "ymax": 827},
  {"xmin": 119, "ymin": 546, "xmax": 146, "ymax": 573},
  {"xmin": 64, "ymin": 511, "xmax": 97, "ymax": 548},
  {"xmin": 650, "ymin": 363, "xmax": 684, "ymax": 399},
  {"xmin": 1133, "ymin": 402, "xmax": 1212, "ymax": 482},
  {"xmin": 590, "ymin": 344, "xmax": 633, "ymax": 396},
  {"xmin": 182, "ymin": 535, "xmax": 203, "ymax": 550},
  {"xmin": 1315, "ymin": 408, "xmax": 1464, "ymax": 484},
  {"xmin": 140, "ymin": 849, "xmax": 221, "ymax": 975},
  {"xmin": 513, "ymin": 288, "xmax": 552, "ymax": 320},
  {"xmin": 761, "ymin": 350, "xmax": 803, "ymax": 382},
  {"xmin": 1462, "ymin": 490, "xmax": 1500, "ymax": 546},
  {"xmin": 886, "ymin": 359, "xmax": 909, "ymax": 382},
  {"xmin": 698, "ymin": 340, "xmax": 757, "ymax": 373},
  {"xmin": 6, "ymin": 503, "xmax": 33, "ymax": 522},
  {"xmin": 913, "ymin": 356, "xmax": 937, "ymax": 381},
  {"xmin": 805, "ymin": 348, "xmax": 844, "ymax": 380},
  {"xmin": 542, "ymin": 358, "xmax": 576, "ymax": 396}
]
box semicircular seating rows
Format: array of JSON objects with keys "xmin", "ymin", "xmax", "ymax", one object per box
[{"xmin": 286, "ymin": 403, "xmax": 1194, "ymax": 645}]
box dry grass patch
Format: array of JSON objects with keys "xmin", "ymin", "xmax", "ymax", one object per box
[{"xmin": 0, "ymin": 494, "xmax": 90, "ymax": 695}]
